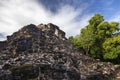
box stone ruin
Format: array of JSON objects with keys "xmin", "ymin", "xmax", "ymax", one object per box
[{"xmin": 0, "ymin": 23, "xmax": 120, "ymax": 80}]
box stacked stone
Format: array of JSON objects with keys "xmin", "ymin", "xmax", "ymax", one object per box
[{"xmin": 0, "ymin": 23, "xmax": 119, "ymax": 80}]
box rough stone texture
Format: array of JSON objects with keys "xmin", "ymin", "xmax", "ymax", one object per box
[{"xmin": 0, "ymin": 23, "xmax": 120, "ymax": 80}]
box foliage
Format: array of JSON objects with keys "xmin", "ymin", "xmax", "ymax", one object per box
[
  {"xmin": 69, "ymin": 14, "xmax": 120, "ymax": 62},
  {"xmin": 68, "ymin": 35, "xmax": 81, "ymax": 48},
  {"xmin": 103, "ymin": 35, "xmax": 120, "ymax": 59}
]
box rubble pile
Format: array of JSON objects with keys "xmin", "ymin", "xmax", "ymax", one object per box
[{"xmin": 0, "ymin": 23, "xmax": 120, "ymax": 80}]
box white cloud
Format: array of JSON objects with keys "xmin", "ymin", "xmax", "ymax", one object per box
[{"xmin": 0, "ymin": 0, "xmax": 92, "ymax": 41}]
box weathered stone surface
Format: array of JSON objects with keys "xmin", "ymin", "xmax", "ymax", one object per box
[{"xmin": 0, "ymin": 23, "xmax": 120, "ymax": 80}]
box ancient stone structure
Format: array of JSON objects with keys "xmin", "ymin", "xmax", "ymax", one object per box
[{"xmin": 0, "ymin": 23, "xmax": 120, "ymax": 80}]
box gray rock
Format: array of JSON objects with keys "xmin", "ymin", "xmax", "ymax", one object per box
[{"xmin": 0, "ymin": 23, "xmax": 119, "ymax": 80}]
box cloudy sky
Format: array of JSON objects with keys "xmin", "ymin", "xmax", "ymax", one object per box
[{"xmin": 0, "ymin": 0, "xmax": 120, "ymax": 41}]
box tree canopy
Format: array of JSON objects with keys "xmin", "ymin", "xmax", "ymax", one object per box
[{"xmin": 69, "ymin": 14, "xmax": 120, "ymax": 63}]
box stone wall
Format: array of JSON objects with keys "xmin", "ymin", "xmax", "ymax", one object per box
[{"xmin": 0, "ymin": 23, "xmax": 120, "ymax": 80}]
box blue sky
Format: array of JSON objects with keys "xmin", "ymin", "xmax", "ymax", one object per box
[
  {"xmin": 0, "ymin": 0, "xmax": 120, "ymax": 40},
  {"xmin": 40, "ymin": 0, "xmax": 120, "ymax": 20}
]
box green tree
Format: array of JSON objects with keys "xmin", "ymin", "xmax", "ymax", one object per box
[
  {"xmin": 68, "ymin": 35, "xmax": 81, "ymax": 48},
  {"xmin": 103, "ymin": 35, "xmax": 120, "ymax": 60},
  {"xmin": 76, "ymin": 14, "xmax": 119, "ymax": 59},
  {"xmin": 79, "ymin": 25, "xmax": 95, "ymax": 55},
  {"xmin": 79, "ymin": 14, "xmax": 105, "ymax": 57}
]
